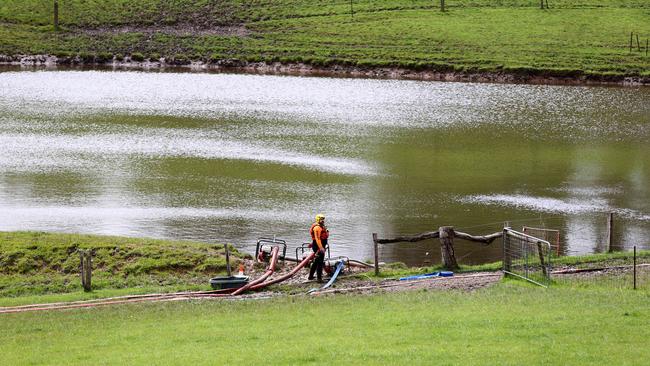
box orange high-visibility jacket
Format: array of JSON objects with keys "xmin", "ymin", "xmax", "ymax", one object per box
[{"xmin": 309, "ymin": 223, "xmax": 329, "ymax": 250}]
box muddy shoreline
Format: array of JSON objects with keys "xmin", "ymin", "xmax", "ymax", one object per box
[{"xmin": 1, "ymin": 54, "xmax": 648, "ymax": 86}]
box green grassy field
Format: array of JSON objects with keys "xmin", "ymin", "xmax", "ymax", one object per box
[
  {"xmin": 1, "ymin": 231, "xmax": 648, "ymax": 364},
  {"xmin": 1, "ymin": 0, "xmax": 648, "ymax": 79},
  {"xmin": 1, "ymin": 280, "xmax": 648, "ymax": 365}
]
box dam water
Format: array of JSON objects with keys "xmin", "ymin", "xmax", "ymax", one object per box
[{"xmin": 0, "ymin": 68, "xmax": 648, "ymax": 265}]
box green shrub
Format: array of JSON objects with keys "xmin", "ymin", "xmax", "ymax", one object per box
[
  {"xmin": 54, "ymin": 50, "xmax": 71, "ymax": 58},
  {"xmin": 78, "ymin": 52, "xmax": 95, "ymax": 63},
  {"xmin": 172, "ymin": 54, "xmax": 190, "ymax": 65},
  {"xmin": 15, "ymin": 256, "xmax": 37, "ymax": 274},
  {"xmin": 130, "ymin": 52, "xmax": 145, "ymax": 62},
  {"xmin": 96, "ymin": 52, "xmax": 113, "ymax": 62},
  {"xmin": 210, "ymin": 53, "xmax": 224, "ymax": 62},
  {"xmin": 244, "ymin": 54, "xmax": 262, "ymax": 62}
]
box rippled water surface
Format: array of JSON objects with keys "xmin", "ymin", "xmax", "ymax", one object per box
[{"xmin": 1, "ymin": 69, "xmax": 648, "ymax": 264}]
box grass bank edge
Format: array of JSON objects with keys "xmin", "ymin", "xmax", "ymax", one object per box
[
  {"xmin": 0, "ymin": 231, "xmax": 252, "ymax": 299},
  {"xmin": 2, "ymin": 53, "xmax": 648, "ymax": 84},
  {"xmin": 2, "ymin": 231, "xmax": 647, "ymax": 305}
]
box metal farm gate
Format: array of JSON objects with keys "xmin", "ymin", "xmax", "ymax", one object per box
[{"xmin": 503, "ymin": 228, "xmax": 552, "ymax": 287}]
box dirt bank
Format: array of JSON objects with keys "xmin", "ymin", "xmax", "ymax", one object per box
[
  {"xmin": 241, "ymin": 258, "xmax": 503, "ymax": 296},
  {"xmin": 1, "ymin": 54, "xmax": 648, "ymax": 86}
]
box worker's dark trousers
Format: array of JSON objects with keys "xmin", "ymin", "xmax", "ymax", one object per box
[{"xmin": 309, "ymin": 240, "xmax": 327, "ymax": 281}]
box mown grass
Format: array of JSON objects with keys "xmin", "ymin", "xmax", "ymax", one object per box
[
  {"xmin": 0, "ymin": 0, "xmax": 648, "ymax": 78},
  {"xmin": 0, "ymin": 280, "xmax": 648, "ymax": 365},
  {"xmin": 0, "ymin": 285, "xmax": 206, "ymax": 307},
  {"xmin": 0, "ymin": 231, "xmax": 249, "ymax": 298}
]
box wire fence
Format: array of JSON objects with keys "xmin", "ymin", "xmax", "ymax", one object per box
[
  {"xmin": 12, "ymin": 0, "xmax": 650, "ymax": 27},
  {"xmin": 430, "ymin": 213, "xmax": 650, "ymax": 291},
  {"xmin": 552, "ymin": 247, "xmax": 650, "ymax": 291},
  {"xmin": 499, "ymin": 216, "xmax": 649, "ymax": 290}
]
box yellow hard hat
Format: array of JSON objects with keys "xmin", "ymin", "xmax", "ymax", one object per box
[{"xmin": 315, "ymin": 214, "xmax": 325, "ymax": 222}]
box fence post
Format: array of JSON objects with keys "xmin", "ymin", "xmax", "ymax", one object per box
[
  {"xmin": 79, "ymin": 250, "xmax": 92, "ymax": 292},
  {"xmin": 54, "ymin": 0, "xmax": 59, "ymax": 31},
  {"xmin": 524, "ymin": 236, "xmax": 529, "ymax": 278},
  {"xmin": 607, "ymin": 212, "xmax": 614, "ymax": 252},
  {"xmin": 225, "ymin": 244, "xmax": 232, "ymax": 277},
  {"xmin": 372, "ymin": 233, "xmax": 379, "ymax": 276},
  {"xmin": 438, "ymin": 226, "xmax": 459, "ymax": 270},
  {"xmin": 630, "ymin": 32, "xmax": 633, "ymax": 53},
  {"xmin": 633, "ymin": 246, "xmax": 637, "ymax": 290},
  {"xmin": 503, "ymin": 227, "xmax": 511, "ymax": 274},
  {"xmin": 536, "ymin": 241, "xmax": 548, "ymax": 278}
]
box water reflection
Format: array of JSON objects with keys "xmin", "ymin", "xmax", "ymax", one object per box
[
  {"xmin": 565, "ymin": 216, "xmax": 604, "ymax": 255},
  {"xmin": 0, "ymin": 70, "xmax": 648, "ymax": 265}
]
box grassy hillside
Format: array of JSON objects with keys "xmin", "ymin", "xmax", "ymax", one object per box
[
  {"xmin": 0, "ymin": 231, "xmax": 248, "ymax": 297},
  {"xmin": 0, "ymin": 0, "xmax": 648, "ymax": 79},
  {"xmin": 1, "ymin": 281, "xmax": 648, "ymax": 365}
]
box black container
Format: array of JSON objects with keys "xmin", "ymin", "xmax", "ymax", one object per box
[{"xmin": 209, "ymin": 275, "xmax": 250, "ymax": 290}]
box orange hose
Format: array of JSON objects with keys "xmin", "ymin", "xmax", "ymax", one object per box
[
  {"xmin": 232, "ymin": 246, "xmax": 280, "ymax": 295},
  {"xmin": 249, "ymin": 252, "xmax": 315, "ymax": 290}
]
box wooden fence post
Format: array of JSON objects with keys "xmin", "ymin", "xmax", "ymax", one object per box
[
  {"xmin": 54, "ymin": 1, "xmax": 59, "ymax": 31},
  {"xmin": 607, "ymin": 212, "xmax": 614, "ymax": 252},
  {"xmin": 79, "ymin": 250, "xmax": 92, "ymax": 292},
  {"xmin": 536, "ymin": 241, "xmax": 548, "ymax": 278},
  {"xmin": 503, "ymin": 228, "xmax": 511, "ymax": 273},
  {"xmin": 224, "ymin": 244, "xmax": 232, "ymax": 277},
  {"xmin": 630, "ymin": 32, "xmax": 633, "ymax": 53},
  {"xmin": 373, "ymin": 233, "xmax": 379, "ymax": 276},
  {"xmin": 633, "ymin": 246, "xmax": 637, "ymax": 290},
  {"xmin": 438, "ymin": 226, "xmax": 459, "ymax": 270}
]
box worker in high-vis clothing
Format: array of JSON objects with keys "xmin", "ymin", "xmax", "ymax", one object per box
[{"xmin": 308, "ymin": 214, "xmax": 329, "ymax": 282}]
